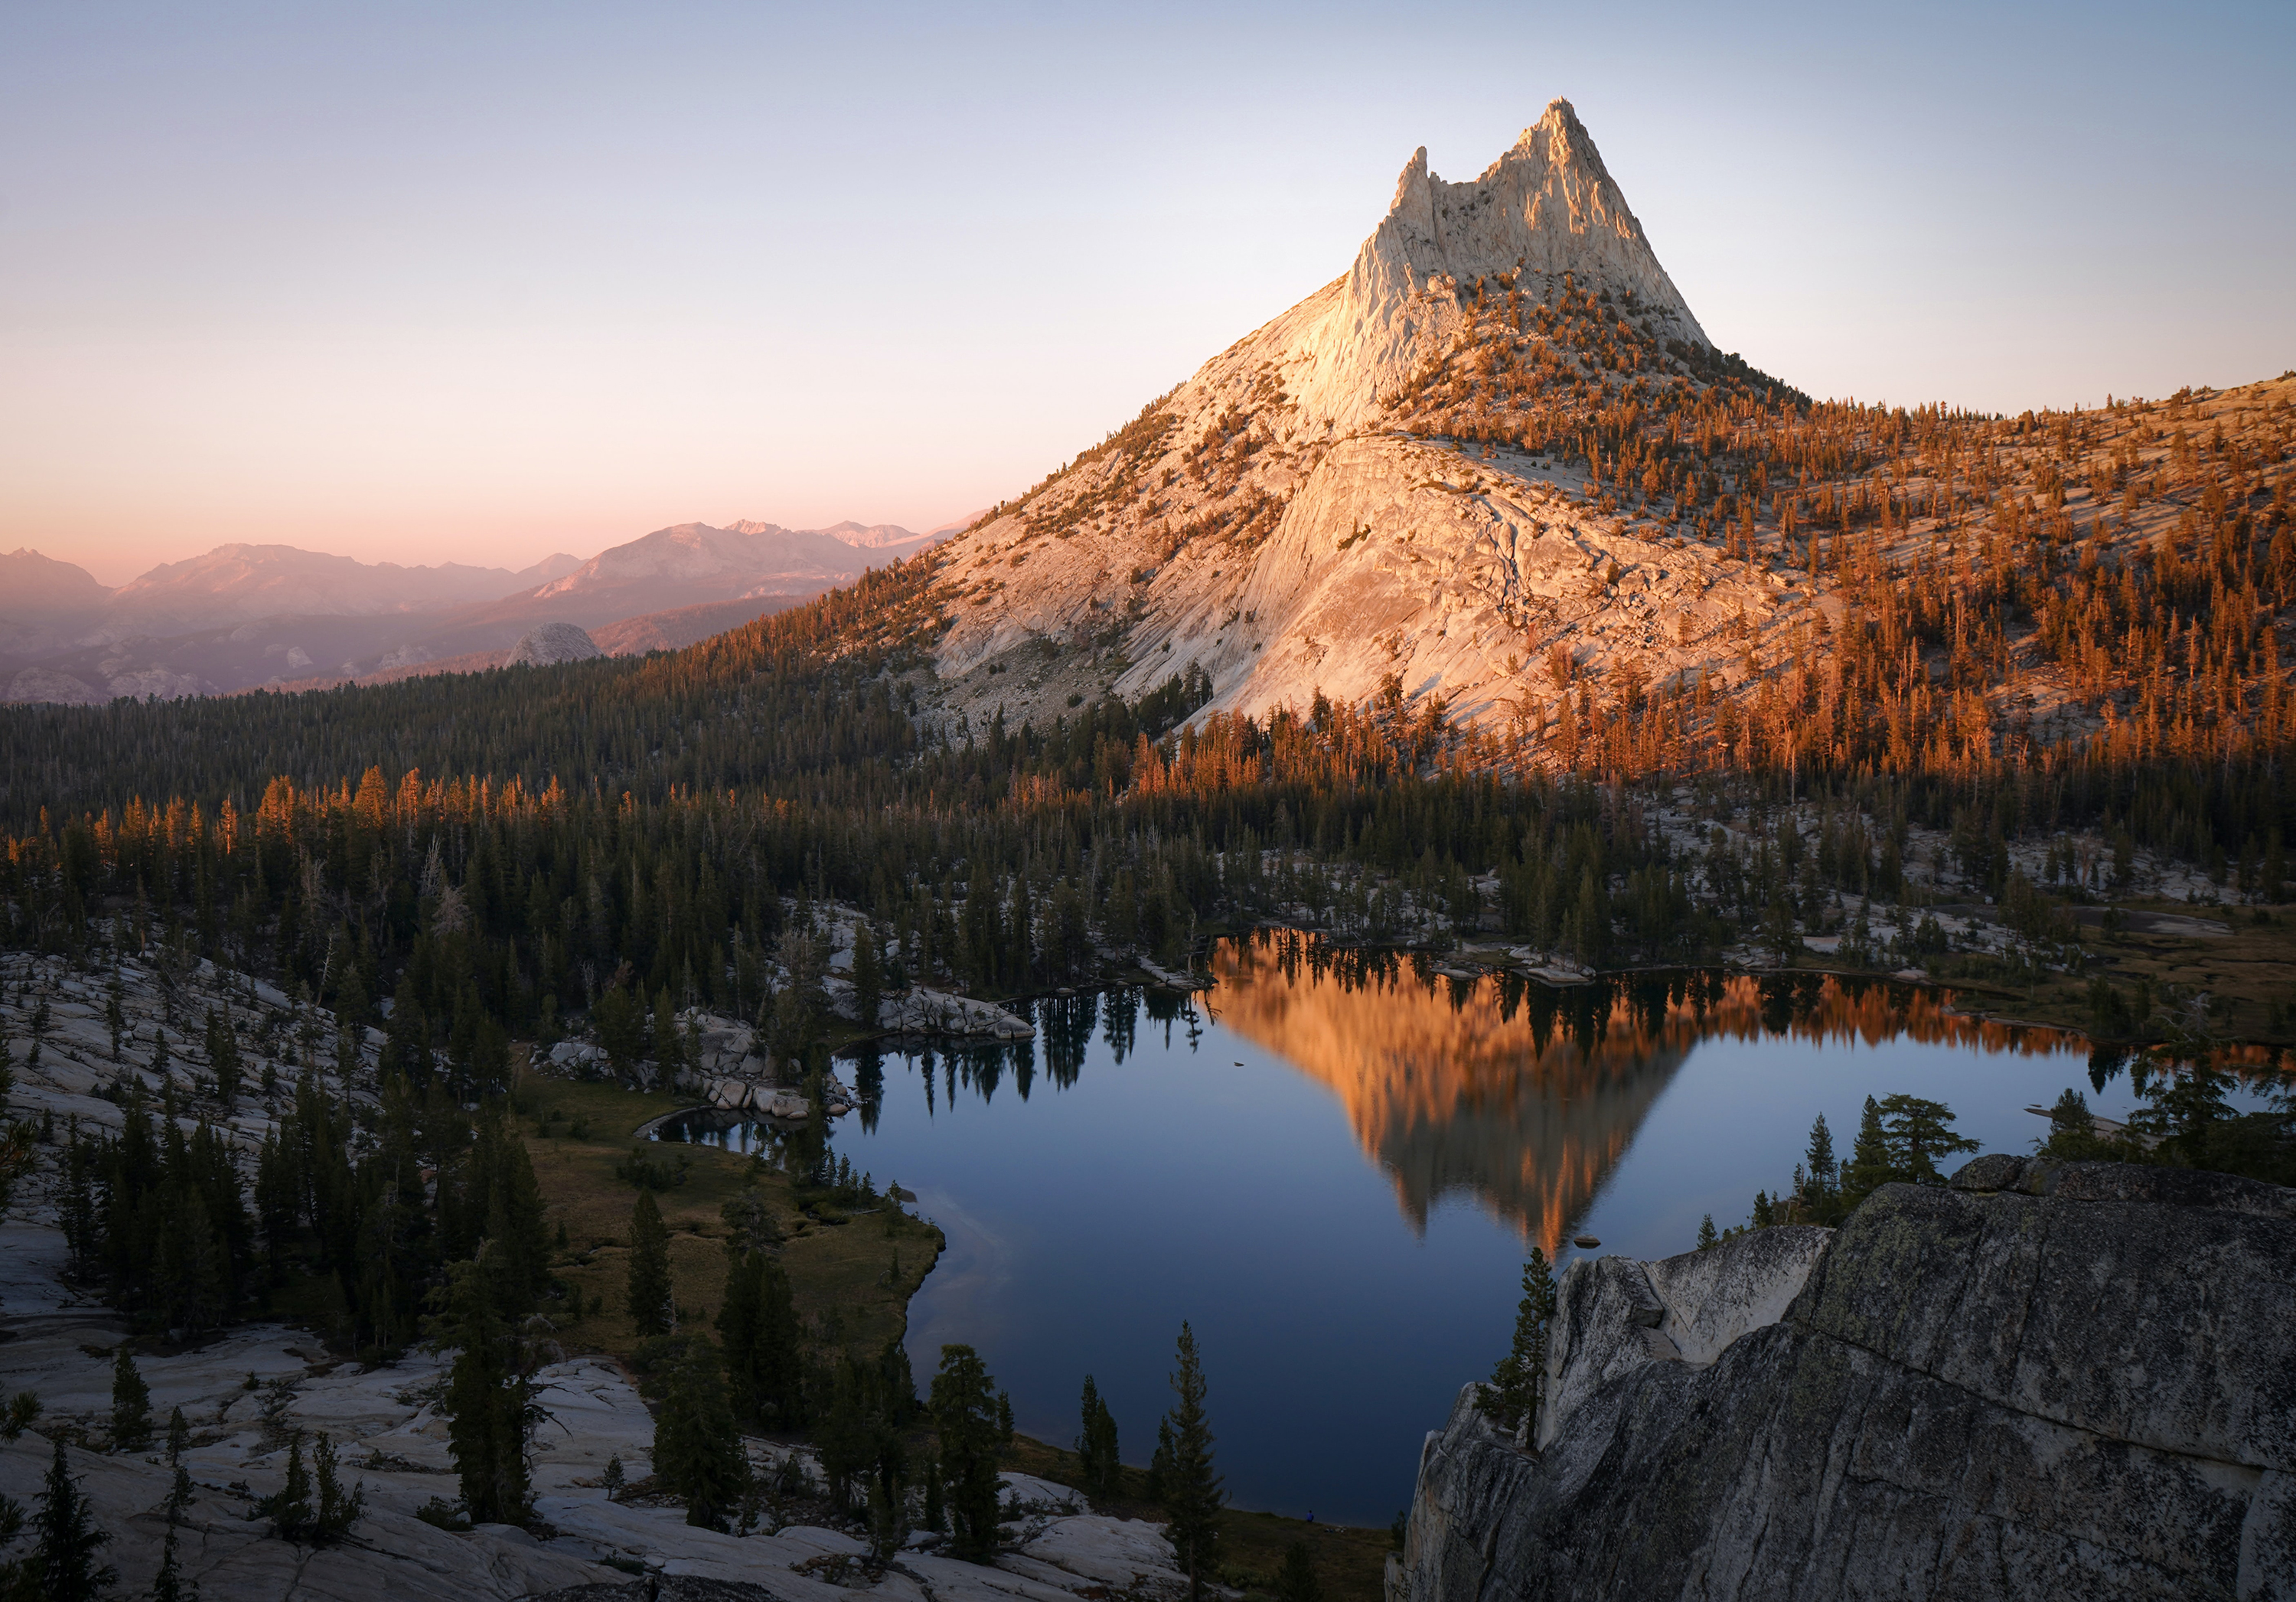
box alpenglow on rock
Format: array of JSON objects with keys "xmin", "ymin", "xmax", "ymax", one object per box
[
  {"xmin": 507, "ymin": 621, "xmax": 604, "ymax": 666},
  {"xmin": 917, "ymin": 100, "xmax": 1802, "ymax": 746},
  {"xmin": 1390, "ymin": 1160, "xmax": 2296, "ymax": 1601}
]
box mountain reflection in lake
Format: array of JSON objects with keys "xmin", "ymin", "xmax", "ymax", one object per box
[
  {"xmin": 662, "ymin": 932, "xmax": 2164, "ymax": 1525},
  {"xmin": 1207, "ymin": 933, "xmax": 2090, "ymax": 1253}
]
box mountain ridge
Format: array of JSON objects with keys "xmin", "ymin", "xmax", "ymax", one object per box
[{"xmin": 1, "ymin": 514, "xmax": 962, "ymax": 698}]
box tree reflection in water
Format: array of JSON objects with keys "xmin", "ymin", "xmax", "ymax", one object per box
[{"xmin": 798, "ymin": 932, "xmax": 2097, "ymax": 1257}]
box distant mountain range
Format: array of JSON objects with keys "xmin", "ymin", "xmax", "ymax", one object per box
[{"xmin": 1, "ymin": 512, "xmax": 976, "ymax": 702}]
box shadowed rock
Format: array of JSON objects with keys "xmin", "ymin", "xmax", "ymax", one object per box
[
  {"xmin": 1393, "ymin": 1162, "xmax": 2296, "ymax": 1601},
  {"xmin": 508, "ymin": 621, "xmax": 604, "ymax": 666}
]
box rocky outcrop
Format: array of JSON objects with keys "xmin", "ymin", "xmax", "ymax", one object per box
[
  {"xmin": 507, "ymin": 621, "xmax": 604, "ymax": 666},
  {"xmin": 3, "ymin": 665, "xmax": 106, "ymax": 703},
  {"xmin": 879, "ymin": 986, "xmax": 1037, "ymax": 1039},
  {"xmin": 1393, "ymin": 1160, "xmax": 2296, "ymax": 1602}
]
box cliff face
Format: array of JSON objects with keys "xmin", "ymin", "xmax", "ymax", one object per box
[{"xmin": 1392, "ymin": 1159, "xmax": 2296, "ymax": 1602}]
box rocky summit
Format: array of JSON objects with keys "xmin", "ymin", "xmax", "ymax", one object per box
[
  {"xmin": 1390, "ymin": 1160, "xmax": 2296, "ymax": 1601},
  {"xmin": 921, "ymin": 99, "xmax": 1737, "ymax": 736},
  {"xmin": 508, "ymin": 620, "xmax": 606, "ymax": 667}
]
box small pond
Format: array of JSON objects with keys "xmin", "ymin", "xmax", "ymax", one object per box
[{"xmin": 658, "ymin": 932, "xmax": 2277, "ymax": 1525}]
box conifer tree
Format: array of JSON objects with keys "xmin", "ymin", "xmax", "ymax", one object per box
[
  {"xmin": 921, "ymin": 1447, "xmax": 945, "ymax": 1532},
  {"xmin": 1482, "ymin": 1250, "xmax": 1555, "ymax": 1433},
  {"xmin": 33, "ymin": 1438, "xmax": 116, "ymax": 1600},
  {"xmin": 928, "ymin": 1344, "xmax": 1004, "ymax": 1562},
  {"xmin": 1276, "ymin": 1541, "xmax": 1323, "ymax": 1602},
  {"xmin": 0, "ymin": 1492, "xmax": 25, "ymax": 1599},
  {"xmin": 431, "ymin": 1246, "xmax": 536, "ymax": 1526},
  {"xmin": 1800, "ymin": 1112, "xmax": 1839, "ymax": 1221},
  {"xmin": 851, "ymin": 922, "xmax": 883, "ymax": 1031},
  {"xmin": 1158, "ymin": 1322, "xmax": 1225, "ymax": 1601},
  {"xmin": 1875, "ymin": 1094, "xmax": 1978, "ymax": 1184},
  {"xmin": 814, "ymin": 1354, "xmax": 873, "ymax": 1513},
  {"xmin": 594, "ymin": 987, "xmax": 644, "ymax": 1079},
  {"xmin": 2, "ymin": 1392, "xmax": 41, "ymax": 1440},
  {"xmin": 1076, "ymin": 1375, "xmax": 1120, "ymax": 1499},
  {"xmin": 1841, "ymin": 1095, "xmax": 1893, "ymax": 1209},
  {"xmin": 152, "ymin": 1412, "xmax": 199, "ymax": 1598},
  {"xmin": 651, "ymin": 985, "xmax": 681, "ymax": 1081},
  {"xmin": 104, "ymin": 982, "xmax": 125, "ymax": 1062},
  {"xmin": 652, "ymin": 1341, "xmax": 748, "ymax": 1531},
  {"xmin": 259, "ymin": 1434, "xmax": 313, "ymax": 1538},
  {"xmin": 627, "ymin": 1190, "xmax": 673, "ymax": 1337},
  {"xmin": 1146, "ymin": 1417, "xmax": 1174, "ymax": 1504},
  {"xmin": 311, "ymin": 1432, "xmax": 365, "ymax": 1543},
  {"xmin": 204, "ymin": 1007, "xmax": 240, "ymax": 1110},
  {"xmin": 109, "ymin": 1348, "xmax": 150, "ymax": 1452}
]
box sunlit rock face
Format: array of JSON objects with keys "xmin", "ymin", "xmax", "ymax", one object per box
[{"xmin": 1204, "ymin": 938, "xmax": 2090, "ymax": 1254}]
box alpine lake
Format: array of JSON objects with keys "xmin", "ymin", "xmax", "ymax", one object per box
[{"xmin": 654, "ymin": 931, "xmax": 2280, "ymax": 1526}]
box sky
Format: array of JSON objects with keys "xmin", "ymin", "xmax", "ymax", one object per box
[{"xmin": 4, "ymin": 2, "xmax": 2291, "ymax": 587}]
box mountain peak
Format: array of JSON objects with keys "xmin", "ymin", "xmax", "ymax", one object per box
[
  {"xmin": 1362, "ymin": 100, "xmax": 1705, "ymax": 349},
  {"xmin": 1218, "ymin": 103, "xmax": 1711, "ymax": 434}
]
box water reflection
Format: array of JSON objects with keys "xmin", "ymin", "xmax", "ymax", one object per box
[
  {"xmin": 1204, "ymin": 931, "xmax": 2091, "ymax": 1255},
  {"xmin": 713, "ymin": 931, "xmax": 2108, "ymax": 1261},
  {"xmin": 653, "ymin": 935, "xmax": 2281, "ymax": 1523}
]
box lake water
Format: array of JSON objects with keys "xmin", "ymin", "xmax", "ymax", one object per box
[{"xmin": 660, "ymin": 932, "xmax": 2273, "ymax": 1525}]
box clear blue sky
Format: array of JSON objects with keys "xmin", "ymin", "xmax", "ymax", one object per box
[{"xmin": 5, "ymin": 1, "xmax": 2290, "ymax": 584}]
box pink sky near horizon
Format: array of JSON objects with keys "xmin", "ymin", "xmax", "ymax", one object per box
[{"xmin": 6, "ymin": 2, "xmax": 2291, "ymax": 590}]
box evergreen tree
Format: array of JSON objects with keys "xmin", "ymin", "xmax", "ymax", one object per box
[
  {"xmin": 1841, "ymin": 1095, "xmax": 1893, "ymax": 1209},
  {"xmin": 1482, "ymin": 1249, "xmax": 1555, "ymax": 1434},
  {"xmin": 311, "ymin": 1432, "xmax": 365, "ymax": 1544},
  {"xmin": 1875, "ymin": 1094, "xmax": 1979, "ymax": 1185},
  {"xmin": 476, "ymin": 1111, "xmax": 550, "ymax": 1309},
  {"xmin": 1076, "ymin": 1374, "xmax": 1120, "ymax": 1499},
  {"xmin": 1276, "ymin": 1541, "xmax": 1323, "ymax": 1602},
  {"xmin": 921, "ymin": 1447, "xmax": 945, "ymax": 1532},
  {"xmin": 594, "ymin": 987, "xmax": 644, "ymax": 1079},
  {"xmin": 32, "ymin": 1439, "xmax": 116, "ymax": 1600},
  {"xmin": 1158, "ymin": 1322, "xmax": 1224, "ymax": 1602},
  {"xmin": 626, "ymin": 1189, "xmax": 673, "ymax": 1337},
  {"xmin": 1145, "ymin": 1417, "xmax": 1174, "ymax": 1504},
  {"xmin": 651, "ymin": 986, "xmax": 681, "ymax": 1082},
  {"xmin": 157, "ymin": 1405, "xmax": 198, "ymax": 1600},
  {"xmin": 151, "ymin": 1523, "xmax": 191, "ymax": 1602},
  {"xmin": 0, "ymin": 1493, "xmax": 24, "ymax": 1601},
  {"xmin": 851, "ymin": 922, "xmax": 883, "ymax": 1031},
  {"xmin": 1695, "ymin": 1214, "xmax": 1718, "ymax": 1251},
  {"xmin": 1800, "ymin": 1113, "xmax": 1838, "ymax": 1219},
  {"xmin": 103, "ymin": 982, "xmax": 125, "ymax": 1062},
  {"xmin": 204, "ymin": 1008, "xmax": 240, "ymax": 1110},
  {"xmin": 258, "ymin": 1434, "xmax": 313, "ymax": 1538},
  {"xmin": 109, "ymin": 1348, "xmax": 150, "ymax": 1452},
  {"xmin": 652, "ymin": 1341, "xmax": 748, "ymax": 1531},
  {"xmin": 716, "ymin": 1240, "xmax": 803, "ymax": 1430},
  {"xmin": 431, "ymin": 1246, "xmax": 537, "ymax": 1526},
  {"xmin": 814, "ymin": 1354, "xmax": 874, "ymax": 1513},
  {"xmin": 928, "ymin": 1344, "xmax": 1004, "ymax": 1562}
]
